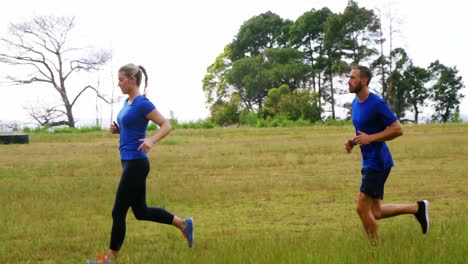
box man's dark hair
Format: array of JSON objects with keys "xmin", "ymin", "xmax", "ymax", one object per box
[{"xmin": 353, "ymin": 65, "xmax": 373, "ymax": 85}]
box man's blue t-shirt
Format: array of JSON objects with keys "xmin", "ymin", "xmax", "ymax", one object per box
[
  {"xmin": 352, "ymin": 93, "xmax": 398, "ymax": 171},
  {"xmin": 117, "ymin": 95, "xmax": 156, "ymax": 160}
]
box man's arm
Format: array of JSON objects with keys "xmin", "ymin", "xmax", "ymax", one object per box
[{"xmin": 353, "ymin": 120, "xmax": 403, "ymax": 146}]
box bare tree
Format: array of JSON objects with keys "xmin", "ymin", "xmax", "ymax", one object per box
[
  {"xmin": 0, "ymin": 120, "xmax": 22, "ymax": 133},
  {"xmin": 0, "ymin": 15, "xmax": 111, "ymax": 127},
  {"xmin": 375, "ymin": 4, "xmax": 403, "ymax": 106},
  {"xmin": 24, "ymin": 102, "xmax": 68, "ymax": 127}
]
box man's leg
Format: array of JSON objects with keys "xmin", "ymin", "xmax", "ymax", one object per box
[
  {"xmin": 371, "ymin": 202, "xmax": 418, "ymax": 220},
  {"xmin": 370, "ymin": 199, "xmax": 429, "ymax": 234},
  {"xmin": 357, "ymin": 169, "xmax": 429, "ymax": 238},
  {"xmin": 356, "ymin": 192, "xmax": 379, "ymax": 240},
  {"xmin": 356, "ymin": 193, "xmax": 418, "ymax": 239}
]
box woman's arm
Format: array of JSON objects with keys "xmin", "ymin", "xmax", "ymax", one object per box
[{"xmin": 137, "ymin": 109, "xmax": 173, "ymax": 153}]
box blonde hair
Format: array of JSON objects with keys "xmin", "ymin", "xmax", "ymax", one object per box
[{"xmin": 119, "ymin": 63, "xmax": 149, "ymax": 96}]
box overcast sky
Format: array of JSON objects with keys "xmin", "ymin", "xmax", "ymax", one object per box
[{"xmin": 1, "ymin": 0, "xmax": 467, "ymax": 126}]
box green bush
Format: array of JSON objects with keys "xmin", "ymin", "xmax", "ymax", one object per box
[
  {"xmin": 263, "ymin": 85, "xmax": 322, "ymax": 123},
  {"xmin": 239, "ymin": 111, "xmax": 258, "ymax": 126},
  {"xmin": 21, "ymin": 125, "xmax": 103, "ymax": 133},
  {"xmin": 291, "ymin": 118, "xmax": 312, "ymax": 127},
  {"xmin": 210, "ymin": 96, "xmax": 241, "ymax": 126},
  {"xmin": 147, "ymin": 123, "xmax": 159, "ymax": 131},
  {"xmin": 146, "ymin": 119, "xmax": 215, "ymax": 130},
  {"xmin": 249, "ymin": 116, "xmax": 313, "ymax": 128},
  {"xmin": 53, "ymin": 126, "xmax": 102, "ymax": 133},
  {"xmin": 449, "ymin": 108, "xmax": 463, "ymax": 123},
  {"xmin": 169, "ymin": 118, "xmax": 181, "ymax": 129},
  {"xmin": 256, "ymin": 119, "xmax": 267, "ymax": 128},
  {"xmin": 179, "ymin": 119, "xmax": 215, "ymax": 129},
  {"xmin": 324, "ymin": 118, "xmax": 352, "ymax": 126}
]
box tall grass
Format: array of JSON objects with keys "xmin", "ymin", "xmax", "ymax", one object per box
[{"xmin": 0, "ymin": 123, "xmax": 467, "ymax": 263}]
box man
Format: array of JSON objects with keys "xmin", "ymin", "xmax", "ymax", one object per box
[{"xmin": 345, "ymin": 65, "xmax": 429, "ymax": 240}]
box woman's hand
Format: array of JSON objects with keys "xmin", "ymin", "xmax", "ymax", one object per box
[
  {"xmin": 138, "ymin": 138, "xmax": 154, "ymax": 153},
  {"xmin": 110, "ymin": 121, "xmax": 120, "ymax": 134}
]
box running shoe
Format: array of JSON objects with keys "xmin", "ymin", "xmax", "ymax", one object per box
[
  {"xmin": 181, "ymin": 217, "xmax": 194, "ymax": 248},
  {"xmin": 415, "ymin": 200, "xmax": 429, "ymax": 234}
]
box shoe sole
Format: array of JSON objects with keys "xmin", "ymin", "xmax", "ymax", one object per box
[
  {"xmin": 87, "ymin": 260, "xmax": 108, "ymax": 264},
  {"xmin": 186, "ymin": 217, "xmax": 194, "ymax": 248},
  {"xmin": 190, "ymin": 217, "xmax": 194, "ymax": 247},
  {"xmin": 422, "ymin": 200, "xmax": 429, "ymax": 234}
]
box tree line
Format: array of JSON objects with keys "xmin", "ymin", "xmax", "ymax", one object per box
[
  {"xmin": 0, "ymin": 1, "xmax": 465, "ymax": 128},
  {"xmin": 203, "ymin": 0, "xmax": 465, "ymax": 125}
]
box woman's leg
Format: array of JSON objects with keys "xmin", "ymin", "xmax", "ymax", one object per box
[
  {"xmin": 108, "ymin": 160, "xmax": 134, "ymax": 255},
  {"xmin": 129, "ymin": 158, "xmax": 192, "ymax": 246},
  {"xmin": 130, "ymin": 158, "xmax": 180, "ymax": 226}
]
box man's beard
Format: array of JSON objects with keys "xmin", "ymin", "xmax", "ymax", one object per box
[{"xmin": 350, "ymin": 83, "xmax": 363, "ymax": 94}]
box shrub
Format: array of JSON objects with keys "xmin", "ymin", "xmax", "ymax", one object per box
[
  {"xmin": 239, "ymin": 111, "xmax": 258, "ymax": 126},
  {"xmin": 324, "ymin": 118, "xmax": 351, "ymax": 126}
]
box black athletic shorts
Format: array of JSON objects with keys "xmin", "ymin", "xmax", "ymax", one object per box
[{"xmin": 360, "ymin": 168, "xmax": 391, "ymax": 199}]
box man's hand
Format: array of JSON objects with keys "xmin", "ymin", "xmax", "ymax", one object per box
[
  {"xmin": 344, "ymin": 139, "xmax": 355, "ymax": 153},
  {"xmin": 353, "ymin": 130, "xmax": 373, "ymax": 146}
]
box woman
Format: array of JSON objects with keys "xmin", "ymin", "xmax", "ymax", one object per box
[{"xmin": 88, "ymin": 63, "xmax": 193, "ymax": 264}]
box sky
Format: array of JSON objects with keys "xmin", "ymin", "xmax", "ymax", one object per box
[{"xmin": 0, "ymin": 0, "xmax": 467, "ymax": 127}]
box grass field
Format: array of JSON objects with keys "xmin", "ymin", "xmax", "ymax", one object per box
[{"xmin": 1, "ymin": 124, "xmax": 467, "ymax": 263}]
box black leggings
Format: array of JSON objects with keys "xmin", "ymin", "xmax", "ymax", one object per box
[{"xmin": 110, "ymin": 158, "xmax": 174, "ymax": 251}]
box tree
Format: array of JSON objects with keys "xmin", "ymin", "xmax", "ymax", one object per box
[
  {"xmin": 340, "ymin": 0, "xmax": 380, "ymax": 64},
  {"xmin": 203, "ymin": 11, "xmax": 293, "ymax": 111},
  {"xmin": 323, "ymin": 13, "xmax": 347, "ymax": 119},
  {"xmin": 402, "ymin": 65, "xmax": 431, "ymax": 123},
  {"xmin": 24, "ymin": 102, "xmax": 68, "ymax": 127},
  {"xmin": 371, "ymin": 8, "xmax": 388, "ymax": 99},
  {"xmin": 230, "ymin": 11, "xmax": 291, "ymax": 60},
  {"xmin": 429, "ymin": 61, "xmax": 465, "ymax": 123},
  {"xmin": 262, "ymin": 48, "xmax": 311, "ymax": 90},
  {"xmin": 322, "ymin": 1, "xmax": 380, "ymax": 120},
  {"xmin": 289, "ymin": 7, "xmax": 333, "ymax": 104},
  {"xmin": 226, "ymin": 48, "xmax": 311, "ymax": 111},
  {"xmin": 0, "ymin": 16, "xmax": 111, "ymax": 127},
  {"xmin": 372, "ymin": 6, "xmax": 402, "ymax": 101},
  {"xmin": 202, "ymin": 45, "xmax": 232, "ymax": 105},
  {"xmin": 226, "ymin": 55, "xmax": 266, "ymax": 110},
  {"xmin": 387, "ymin": 48, "xmax": 411, "ymax": 118}
]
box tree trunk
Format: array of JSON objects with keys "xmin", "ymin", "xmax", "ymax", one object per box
[
  {"xmin": 413, "ymin": 104, "xmax": 419, "ymax": 124},
  {"xmin": 329, "ymin": 70, "xmax": 335, "ymax": 119},
  {"xmin": 388, "ymin": 11, "xmax": 394, "ymax": 105},
  {"xmin": 65, "ymin": 103, "xmax": 75, "ymax": 128},
  {"xmin": 387, "ymin": 81, "xmax": 393, "ymax": 109},
  {"xmin": 318, "ymin": 72, "xmax": 322, "ymax": 116},
  {"xmin": 378, "ymin": 12, "xmax": 387, "ymax": 100},
  {"xmin": 58, "ymin": 88, "xmax": 76, "ymax": 128},
  {"xmin": 442, "ymin": 108, "xmax": 450, "ymax": 123},
  {"xmin": 309, "ymin": 38, "xmax": 316, "ymax": 93}
]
